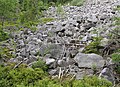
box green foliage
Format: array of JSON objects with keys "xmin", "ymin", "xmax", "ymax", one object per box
[
  {"xmin": 0, "ymin": 64, "xmax": 47, "ymax": 87},
  {"xmin": 0, "ymin": 0, "xmax": 18, "ymax": 27},
  {"xmin": 111, "ymin": 53, "xmax": 120, "ymax": 73},
  {"xmin": 0, "ymin": 29, "xmax": 9, "ymax": 41},
  {"xmin": 19, "ymin": 0, "xmax": 47, "ymax": 23},
  {"xmin": 112, "ymin": 17, "xmax": 120, "ymax": 26},
  {"xmin": 22, "ymin": 21, "xmax": 38, "ymax": 32},
  {"xmin": 115, "ymin": 49, "xmax": 120, "ymax": 53},
  {"xmin": 83, "ymin": 37, "xmax": 102, "ymax": 54},
  {"xmin": 0, "ymin": 46, "xmax": 14, "ymax": 59},
  {"xmin": 108, "ymin": 5, "xmax": 120, "ymax": 74},
  {"xmin": 92, "ymin": 64, "xmax": 98, "ymax": 74},
  {"xmin": 40, "ymin": 17, "xmax": 54, "ymax": 24},
  {"xmin": 57, "ymin": 4, "xmax": 65, "ymax": 19},
  {"xmin": 0, "ymin": 0, "xmax": 18, "ymax": 17},
  {"xmin": 32, "ymin": 59, "xmax": 48, "ymax": 71},
  {"xmin": 72, "ymin": 76, "xmax": 112, "ymax": 87},
  {"xmin": 112, "ymin": 53, "xmax": 120, "ymax": 63},
  {"xmin": 41, "ymin": 0, "xmax": 71, "ymax": 5},
  {"xmin": 110, "ymin": 18, "xmax": 120, "ymax": 42},
  {"xmin": 16, "ymin": 75, "xmax": 113, "ymax": 87},
  {"xmin": 0, "ymin": 64, "xmax": 112, "ymax": 87},
  {"xmin": 33, "ymin": 78, "xmax": 63, "ymax": 87},
  {"xmin": 70, "ymin": 0, "xmax": 85, "ymax": 6},
  {"xmin": 57, "ymin": 5, "xmax": 64, "ymax": 15},
  {"xmin": 111, "ymin": 6, "xmax": 120, "ymax": 39}
]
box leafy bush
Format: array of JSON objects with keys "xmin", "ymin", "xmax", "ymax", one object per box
[
  {"xmin": 0, "ymin": 64, "xmax": 112, "ymax": 87},
  {"xmin": 32, "ymin": 59, "xmax": 48, "ymax": 71},
  {"xmin": 72, "ymin": 76, "xmax": 112, "ymax": 87},
  {"xmin": 111, "ymin": 53, "xmax": 120, "ymax": 73},
  {"xmin": 0, "ymin": 46, "xmax": 14, "ymax": 59},
  {"xmin": 112, "ymin": 53, "xmax": 120, "ymax": 63},
  {"xmin": 39, "ymin": 17, "xmax": 54, "ymax": 24},
  {"xmin": 33, "ymin": 78, "xmax": 63, "ymax": 87},
  {"xmin": 19, "ymin": 0, "xmax": 48, "ymax": 23},
  {"xmin": 0, "ymin": 64, "xmax": 47, "ymax": 87},
  {"xmin": 0, "ymin": 28, "xmax": 9, "ymax": 41},
  {"xmin": 70, "ymin": 0, "xmax": 85, "ymax": 6},
  {"xmin": 83, "ymin": 37, "xmax": 103, "ymax": 54},
  {"xmin": 57, "ymin": 5, "xmax": 64, "ymax": 14},
  {"xmin": 0, "ymin": 0, "xmax": 18, "ymax": 27},
  {"xmin": 41, "ymin": 0, "xmax": 71, "ymax": 5},
  {"xmin": 39, "ymin": 76, "xmax": 112, "ymax": 87}
]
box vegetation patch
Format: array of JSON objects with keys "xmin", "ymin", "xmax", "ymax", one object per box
[
  {"xmin": 111, "ymin": 53, "xmax": 120, "ymax": 73},
  {"xmin": 0, "ymin": 65, "xmax": 112, "ymax": 87},
  {"xmin": 0, "ymin": 64, "xmax": 47, "ymax": 87},
  {"xmin": 39, "ymin": 17, "xmax": 55, "ymax": 24},
  {"xmin": 0, "ymin": 46, "xmax": 14, "ymax": 60},
  {"xmin": 83, "ymin": 37, "xmax": 103, "ymax": 54},
  {"xmin": 32, "ymin": 59, "xmax": 48, "ymax": 71},
  {"xmin": 0, "ymin": 29, "xmax": 9, "ymax": 41},
  {"xmin": 70, "ymin": 0, "xmax": 85, "ymax": 6}
]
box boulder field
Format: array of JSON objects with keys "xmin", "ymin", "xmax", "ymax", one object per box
[{"xmin": 5, "ymin": 0, "xmax": 120, "ymax": 84}]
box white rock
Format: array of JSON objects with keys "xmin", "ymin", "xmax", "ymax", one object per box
[{"xmin": 46, "ymin": 58, "xmax": 55, "ymax": 65}]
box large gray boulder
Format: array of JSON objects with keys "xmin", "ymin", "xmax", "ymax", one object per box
[{"xmin": 74, "ymin": 53, "xmax": 105, "ymax": 68}]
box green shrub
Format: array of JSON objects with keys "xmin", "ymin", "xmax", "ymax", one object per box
[
  {"xmin": 0, "ymin": 64, "xmax": 47, "ymax": 87},
  {"xmin": 32, "ymin": 59, "xmax": 48, "ymax": 71},
  {"xmin": 111, "ymin": 53, "xmax": 120, "ymax": 73},
  {"xmin": 41, "ymin": 0, "xmax": 71, "ymax": 5},
  {"xmin": 83, "ymin": 37, "xmax": 103, "ymax": 54},
  {"xmin": 112, "ymin": 53, "xmax": 120, "ymax": 63},
  {"xmin": 70, "ymin": 0, "xmax": 85, "ymax": 6},
  {"xmin": 57, "ymin": 5, "xmax": 65, "ymax": 15},
  {"xmin": 0, "ymin": 28, "xmax": 9, "ymax": 41},
  {"xmin": 0, "ymin": 46, "xmax": 14, "ymax": 59},
  {"xmin": 39, "ymin": 17, "xmax": 54, "ymax": 24},
  {"xmin": 34, "ymin": 78, "xmax": 63, "ymax": 87},
  {"xmin": 19, "ymin": 76, "xmax": 111, "ymax": 87},
  {"xmin": 72, "ymin": 76, "xmax": 112, "ymax": 87},
  {"xmin": 0, "ymin": 64, "xmax": 112, "ymax": 87}
]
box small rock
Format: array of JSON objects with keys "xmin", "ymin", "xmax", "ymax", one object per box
[
  {"xmin": 46, "ymin": 58, "xmax": 55, "ymax": 65},
  {"xmin": 99, "ymin": 68, "xmax": 115, "ymax": 83}
]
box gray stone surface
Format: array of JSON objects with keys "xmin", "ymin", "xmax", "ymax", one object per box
[
  {"xmin": 76, "ymin": 69, "xmax": 94, "ymax": 79},
  {"xmin": 45, "ymin": 58, "xmax": 55, "ymax": 65},
  {"xmin": 99, "ymin": 67, "xmax": 115, "ymax": 83},
  {"xmin": 74, "ymin": 53, "xmax": 105, "ymax": 68}
]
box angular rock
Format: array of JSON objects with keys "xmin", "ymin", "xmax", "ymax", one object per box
[
  {"xmin": 45, "ymin": 58, "xmax": 55, "ymax": 65},
  {"xmin": 74, "ymin": 53, "xmax": 105, "ymax": 68},
  {"xmin": 99, "ymin": 67, "xmax": 115, "ymax": 83}
]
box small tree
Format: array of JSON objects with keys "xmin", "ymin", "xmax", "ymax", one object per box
[
  {"xmin": 0, "ymin": 0, "xmax": 18, "ymax": 28},
  {"xmin": 19, "ymin": 0, "xmax": 45, "ymax": 23}
]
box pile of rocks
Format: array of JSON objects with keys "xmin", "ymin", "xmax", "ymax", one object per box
[{"xmin": 6, "ymin": 0, "xmax": 120, "ymax": 83}]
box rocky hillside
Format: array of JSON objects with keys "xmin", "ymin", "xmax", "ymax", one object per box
[{"xmin": 1, "ymin": 0, "xmax": 120, "ymax": 86}]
